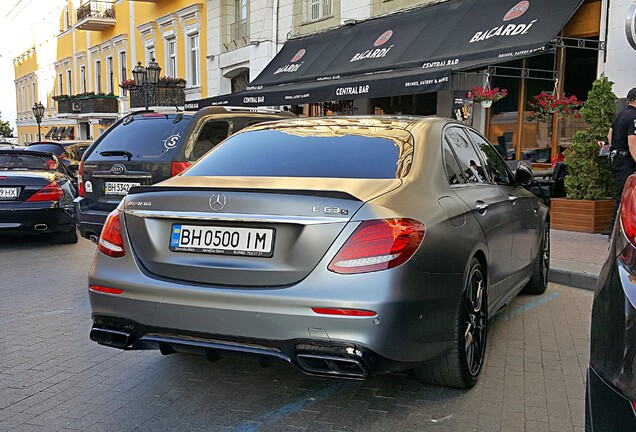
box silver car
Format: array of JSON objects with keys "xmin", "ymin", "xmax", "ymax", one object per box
[{"xmin": 89, "ymin": 116, "xmax": 549, "ymax": 389}]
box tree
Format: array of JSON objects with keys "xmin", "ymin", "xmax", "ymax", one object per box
[
  {"xmin": 0, "ymin": 112, "xmax": 13, "ymax": 138},
  {"xmin": 564, "ymin": 75, "xmax": 616, "ymax": 200}
]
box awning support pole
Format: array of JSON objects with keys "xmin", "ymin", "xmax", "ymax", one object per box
[{"xmin": 515, "ymin": 59, "xmax": 527, "ymax": 161}]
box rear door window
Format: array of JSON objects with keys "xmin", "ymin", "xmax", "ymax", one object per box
[
  {"xmin": 442, "ymin": 140, "xmax": 466, "ymax": 185},
  {"xmin": 185, "ymin": 128, "xmax": 413, "ymax": 179},
  {"xmin": 184, "ymin": 121, "xmax": 230, "ymax": 162},
  {"xmin": 86, "ymin": 115, "xmax": 192, "ymax": 162},
  {"xmin": 445, "ymin": 128, "xmax": 487, "ymax": 183}
]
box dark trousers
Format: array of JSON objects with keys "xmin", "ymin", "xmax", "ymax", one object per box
[{"xmin": 609, "ymin": 153, "xmax": 636, "ymax": 232}]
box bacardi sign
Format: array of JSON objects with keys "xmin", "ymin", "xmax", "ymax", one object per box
[{"xmin": 469, "ymin": 1, "xmax": 538, "ymax": 43}]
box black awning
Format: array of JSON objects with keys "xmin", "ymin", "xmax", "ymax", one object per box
[
  {"xmin": 59, "ymin": 126, "xmax": 74, "ymax": 140},
  {"xmin": 44, "ymin": 127, "xmax": 58, "ymax": 139},
  {"xmin": 189, "ymin": 0, "xmax": 583, "ymax": 108},
  {"xmin": 51, "ymin": 127, "xmax": 63, "ymax": 139}
]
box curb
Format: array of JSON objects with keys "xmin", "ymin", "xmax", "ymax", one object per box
[{"xmin": 548, "ymin": 268, "xmax": 597, "ymax": 291}]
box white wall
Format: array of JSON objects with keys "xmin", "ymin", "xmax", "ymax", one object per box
[{"xmin": 604, "ymin": 0, "xmax": 636, "ymax": 98}]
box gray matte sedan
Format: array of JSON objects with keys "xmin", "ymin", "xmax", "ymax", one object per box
[{"xmin": 89, "ymin": 116, "xmax": 549, "ymax": 389}]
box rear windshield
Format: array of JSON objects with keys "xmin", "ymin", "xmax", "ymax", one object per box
[
  {"xmin": 0, "ymin": 153, "xmax": 56, "ymax": 171},
  {"xmin": 26, "ymin": 144, "xmax": 65, "ymax": 156},
  {"xmin": 185, "ymin": 129, "xmax": 412, "ymax": 179},
  {"xmin": 86, "ymin": 115, "xmax": 192, "ymax": 162}
]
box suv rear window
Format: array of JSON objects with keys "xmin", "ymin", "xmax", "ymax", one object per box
[
  {"xmin": 185, "ymin": 129, "xmax": 412, "ymax": 179},
  {"xmin": 86, "ymin": 114, "xmax": 192, "ymax": 161}
]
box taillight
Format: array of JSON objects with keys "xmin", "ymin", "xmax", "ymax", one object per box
[
  {"xmin": 171, "ymin": 161, "xmax": 191, "ymax": 177},
  {"xmin": 328, "ymin": 218, "xmax": 425, "ymax": 274},
  {"xmin": 97, "ymin": 209, "xmax": 125, "ymax": 257},
  {"xmin": 78, "ymin": 161, "xmax": 85, "ymax": 197},
  {"xmin": 620, "ymin": 175, "xmax": 636, "ymax": 245},
  {"xmin": 26, "ymin": 181, "xmax": 64, "ymax": 202}
]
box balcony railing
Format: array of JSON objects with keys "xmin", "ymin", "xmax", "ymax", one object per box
[
  {"xmin": 129, "ymin": 85, "xmax": 186, "ymax": 109},
  {"xmin": 56, "ymin": 97, "xmax": 118, "ymax": 115},
  {"xmin": 230, "ymin": 18, "xmax": 248, "ymax": 41},
  {"xmin": 76, "ymin": 1, "xmax": 116, "ymax": 31}
]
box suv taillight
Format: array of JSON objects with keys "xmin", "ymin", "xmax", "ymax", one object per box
[
  {"xmin": 621, "ymin": 175, "xmax": 636, "ymax": 245},
  {"xmin": 97, "ymin": 209, "xmax": 125, "ymax": 258},
  {"xmin": 171, "ymin": 161, "xmax": 191, "ymax": 177},
  {"xmin": 26, "ymin": 182, "xmax": 64, "ymax": 202},
  {"xmin": 328, "ymin": 219, "xmax": 425, "ymax": 274},
  {"xmin": 78, "ymin": 161, "xmax": 85, "ymax": 197}
]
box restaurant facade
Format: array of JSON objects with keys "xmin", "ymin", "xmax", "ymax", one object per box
[{"xmin": 192, "ymin": 0, "xmax": 604, "ymax": 164}]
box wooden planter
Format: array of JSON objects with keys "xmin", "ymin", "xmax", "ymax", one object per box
[{"xmin": 551, "ymin": 198, "xmax": 615, "ymax": 233}]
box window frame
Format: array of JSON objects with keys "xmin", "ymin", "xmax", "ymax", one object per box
[
  {"xmin": 443, "ymin": 126, "xmax": 490, "ymax": 185},
  {"xmin": 80, "ymin": 66, "xmax": 86, "ymax": 93},
  {"xmin": 95, "ymin": 60, "xmax": 102, "ymax": 93},
  {"xmin": 187, "ymin": 33, "xmax": 200, "ymax": 87},
  {"xmin": 106, "ymin": 56, "xmax": 114, "ymax": 94}
]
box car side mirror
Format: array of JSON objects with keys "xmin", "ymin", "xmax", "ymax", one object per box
[{"xmin": 515, "ymin": 161, "xmax": 533, "ymax": 187}]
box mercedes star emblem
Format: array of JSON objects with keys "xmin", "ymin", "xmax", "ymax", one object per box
[{"xmin": 209, "ymin": 193, "xmax": 227, "ymax": 211}]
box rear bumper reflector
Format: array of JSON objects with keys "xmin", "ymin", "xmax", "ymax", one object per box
[
  {"xmin": 311, "ymin": 307, "xmax": 377, "ymax": 317},
  {"xmin": 89, "ymin": 285, "xmax": 123, "ymax": 295}
]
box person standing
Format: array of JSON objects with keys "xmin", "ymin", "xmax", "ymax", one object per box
[{"xmin": 607, "ymin": 88, "xmax": 636, "ymax": 234}]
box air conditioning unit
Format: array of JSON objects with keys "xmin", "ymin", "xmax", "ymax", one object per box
[{"xmin": 71, "ymin": 102, "xmax": 81, "ymax": 113}]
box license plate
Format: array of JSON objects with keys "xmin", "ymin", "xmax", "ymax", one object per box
[
  {"xmin": 105, "ymin": 182, "xmax": 140, "ymax": 195},
  {"xmin": 0, "ymin": 187, "xmax": 19, "ymax": 200},
  {"xmin": 170, "ymin": 224, "xmax": 275, "ymax": 257}
]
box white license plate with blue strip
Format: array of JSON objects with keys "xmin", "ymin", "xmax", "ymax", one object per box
[{"xmin": 170, "ymin": 224, "xmax": 274, "ymax": 257}]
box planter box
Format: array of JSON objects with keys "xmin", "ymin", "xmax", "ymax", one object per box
[
  {"xmin": 80, "ymin": 97, "xmax": 118, "ymax": 114},
  {"xmin": 56, "ymin": 100, "xmax": 70, "ymax": 114},
  {"xmin": 551, "ymin": 198, "xmax": 615, "ymax": 233}
]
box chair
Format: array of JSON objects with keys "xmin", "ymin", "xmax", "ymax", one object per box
[{"xmin": 531, "ymin": 162, "xmax": 567, "ymax": 204}]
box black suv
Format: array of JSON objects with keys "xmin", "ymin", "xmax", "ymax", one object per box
[{"xmin": 75, "ymin": 107, "xmax": 294, "ymax": 241}]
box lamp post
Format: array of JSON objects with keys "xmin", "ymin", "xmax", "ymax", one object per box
[
  {"xmin": 132, "ymin": 58, "xmax": 162, "ymax": 110},
  {"xmin": 32, "ymin": 101, "xmax": 45, "ymax": 142}
]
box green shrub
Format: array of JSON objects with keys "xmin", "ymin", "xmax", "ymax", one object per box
[{"xmin": 564, "ymin": 76, "xmax": 616, "ymax": 200}]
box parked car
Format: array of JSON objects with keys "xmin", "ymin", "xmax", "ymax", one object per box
[
  {"xmin": 586, "ymin": 173, "xmax": 636, "ymax": 430},
  {"xmin": 88, "ymin": 116, "xmax": 549, "ymax": 388},
  {"xmin": 0, "ymin": 148, "xmax": 77, "ymax": 243},
  {"xmin": 75, "ymin": 107, "xmax": 295, "ymax": 242},
  {"xmin": 26, "ymin": 140, "xmax": 92, "ymax": 172}
]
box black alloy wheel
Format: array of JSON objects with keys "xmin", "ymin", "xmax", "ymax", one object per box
[
  {"xmin": 541, "ymin": 225, "xmax": 550, "ymax": 287},
  {"xmin": 523, "ymin": 221, "xmax": 550, "ymax": 295},
  {"xmin": 464, "ymin": 263, "xmax": 487, "ymax": 377}
]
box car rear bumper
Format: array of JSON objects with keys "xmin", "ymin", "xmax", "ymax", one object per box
[
  {"xmin": 74, "ymin": 197, "xmax": 109, "ymax": 240},
  {"xmin": 586, "ymin": 367, "xmax": 636, "ymax": 431},
  {"xmin": 88, "ymin": 250, "xmax": 466, "ymax": 375},
  {"xmin": 0, "ymin": 205, "xmax": 74, "ymax": 235}
]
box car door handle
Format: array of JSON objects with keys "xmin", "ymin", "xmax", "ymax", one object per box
[
  {"xmin": 508, "ymin": 195, "xmax": 518, "ymax": 203},
  {"xmin": 475, "ymin": 201, "xmax": 488, "ymax": 213}
]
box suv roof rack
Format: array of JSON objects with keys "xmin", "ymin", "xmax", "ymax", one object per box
[{"xmin": 197, "ymin": 106, "xmax": 296, "ymax": 117}]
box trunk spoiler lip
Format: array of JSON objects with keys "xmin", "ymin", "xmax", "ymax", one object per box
[{"xmin": 127, "ymin": 185, "xmax": 364, "ymax": 202}]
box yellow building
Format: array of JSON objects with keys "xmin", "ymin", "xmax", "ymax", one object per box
[{"xmin": 14, "ymin": 0, "xmax": 207, "ymax": 144}]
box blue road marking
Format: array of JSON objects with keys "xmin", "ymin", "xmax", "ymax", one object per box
[
  {"xmin": 496, "ymin": 292, "xmax": 560, "ymax": 321},
  {"xmin": 231, "ymin": 381, "xmax": 355, "ymax": 432}
]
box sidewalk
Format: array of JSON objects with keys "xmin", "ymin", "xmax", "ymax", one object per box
[{"xmin": 549, "ymin": 229, "xmax": 610, "ymax": 290}]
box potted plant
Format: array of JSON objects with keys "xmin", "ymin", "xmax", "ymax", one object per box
[
  {"xmin": 468, "ymin": 85, "xmax": 507, "ymax": 108},
  {"xmin": 551, "ymin": 76, "xmax": 617, "ymax": 233}
]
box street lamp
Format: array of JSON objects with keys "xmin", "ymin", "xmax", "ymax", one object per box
[
  {"xmin": 132, "ymin": 58, "xmax": 162, "ymax": 110},
  {"xmin": 32, "ymin": 101, "xmax": 45, "ymax": 142}
]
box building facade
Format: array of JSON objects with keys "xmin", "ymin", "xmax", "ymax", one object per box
[{"xmin": 13, "ymin": 0, "xmax": 207, "ymax": 144}]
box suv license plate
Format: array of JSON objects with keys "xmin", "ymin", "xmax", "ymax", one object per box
[
  {"xmin": 0, "ymin": 187, "xmax": 19, "ymax": 199},
  {"xmin": 105, "ymin": 182, "xmax": 141, "ymax": 195},
  {"xmin": 170, "ymin": 224, "xmax": 274, "ymax": 257}
]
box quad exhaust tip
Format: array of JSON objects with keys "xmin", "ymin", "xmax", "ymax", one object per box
[
  {"xmin": 296, "ymin": 353, "xmax": 368, "ymax": 378},
  {"xmin": 90, "ymin": 327, "xmax": 132, "ymax": 349},
  {"xmin": 34, "ymin": 224, "xmax": 48, "ymax": 231},
  {"xmin": 89, "ymin": 235, "xmax": 99, "ymax": 244}
]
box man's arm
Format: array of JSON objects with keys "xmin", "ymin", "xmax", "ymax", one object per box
[
  {"xmin": 608, "ymin": 127, "xmax": 613, "ymax": 145},
  {"xmin": 628, "ymin": 134, "xmax": 636, "ymax": 161}
]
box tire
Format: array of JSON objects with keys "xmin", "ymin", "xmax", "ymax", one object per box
[
  {"xmin": 522, "ymin": 221, "xmax": 550, "ymax": 295},
  {"xmin": 51, "ymin": 227, "xmax": 79, "ymax": 244},
  {"xmin": 414, "ymin": 258, "xmax": 487, "ymax": 389}
]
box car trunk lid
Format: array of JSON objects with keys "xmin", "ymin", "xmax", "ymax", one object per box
[{"xmin": 123, "ymin": 176, "xmax": 401, "ymax": 287}]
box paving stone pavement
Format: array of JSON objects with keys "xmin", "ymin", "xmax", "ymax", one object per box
[{"xmin": 0, "ymin": 236, "xmax": 593, "ymax": 432}]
